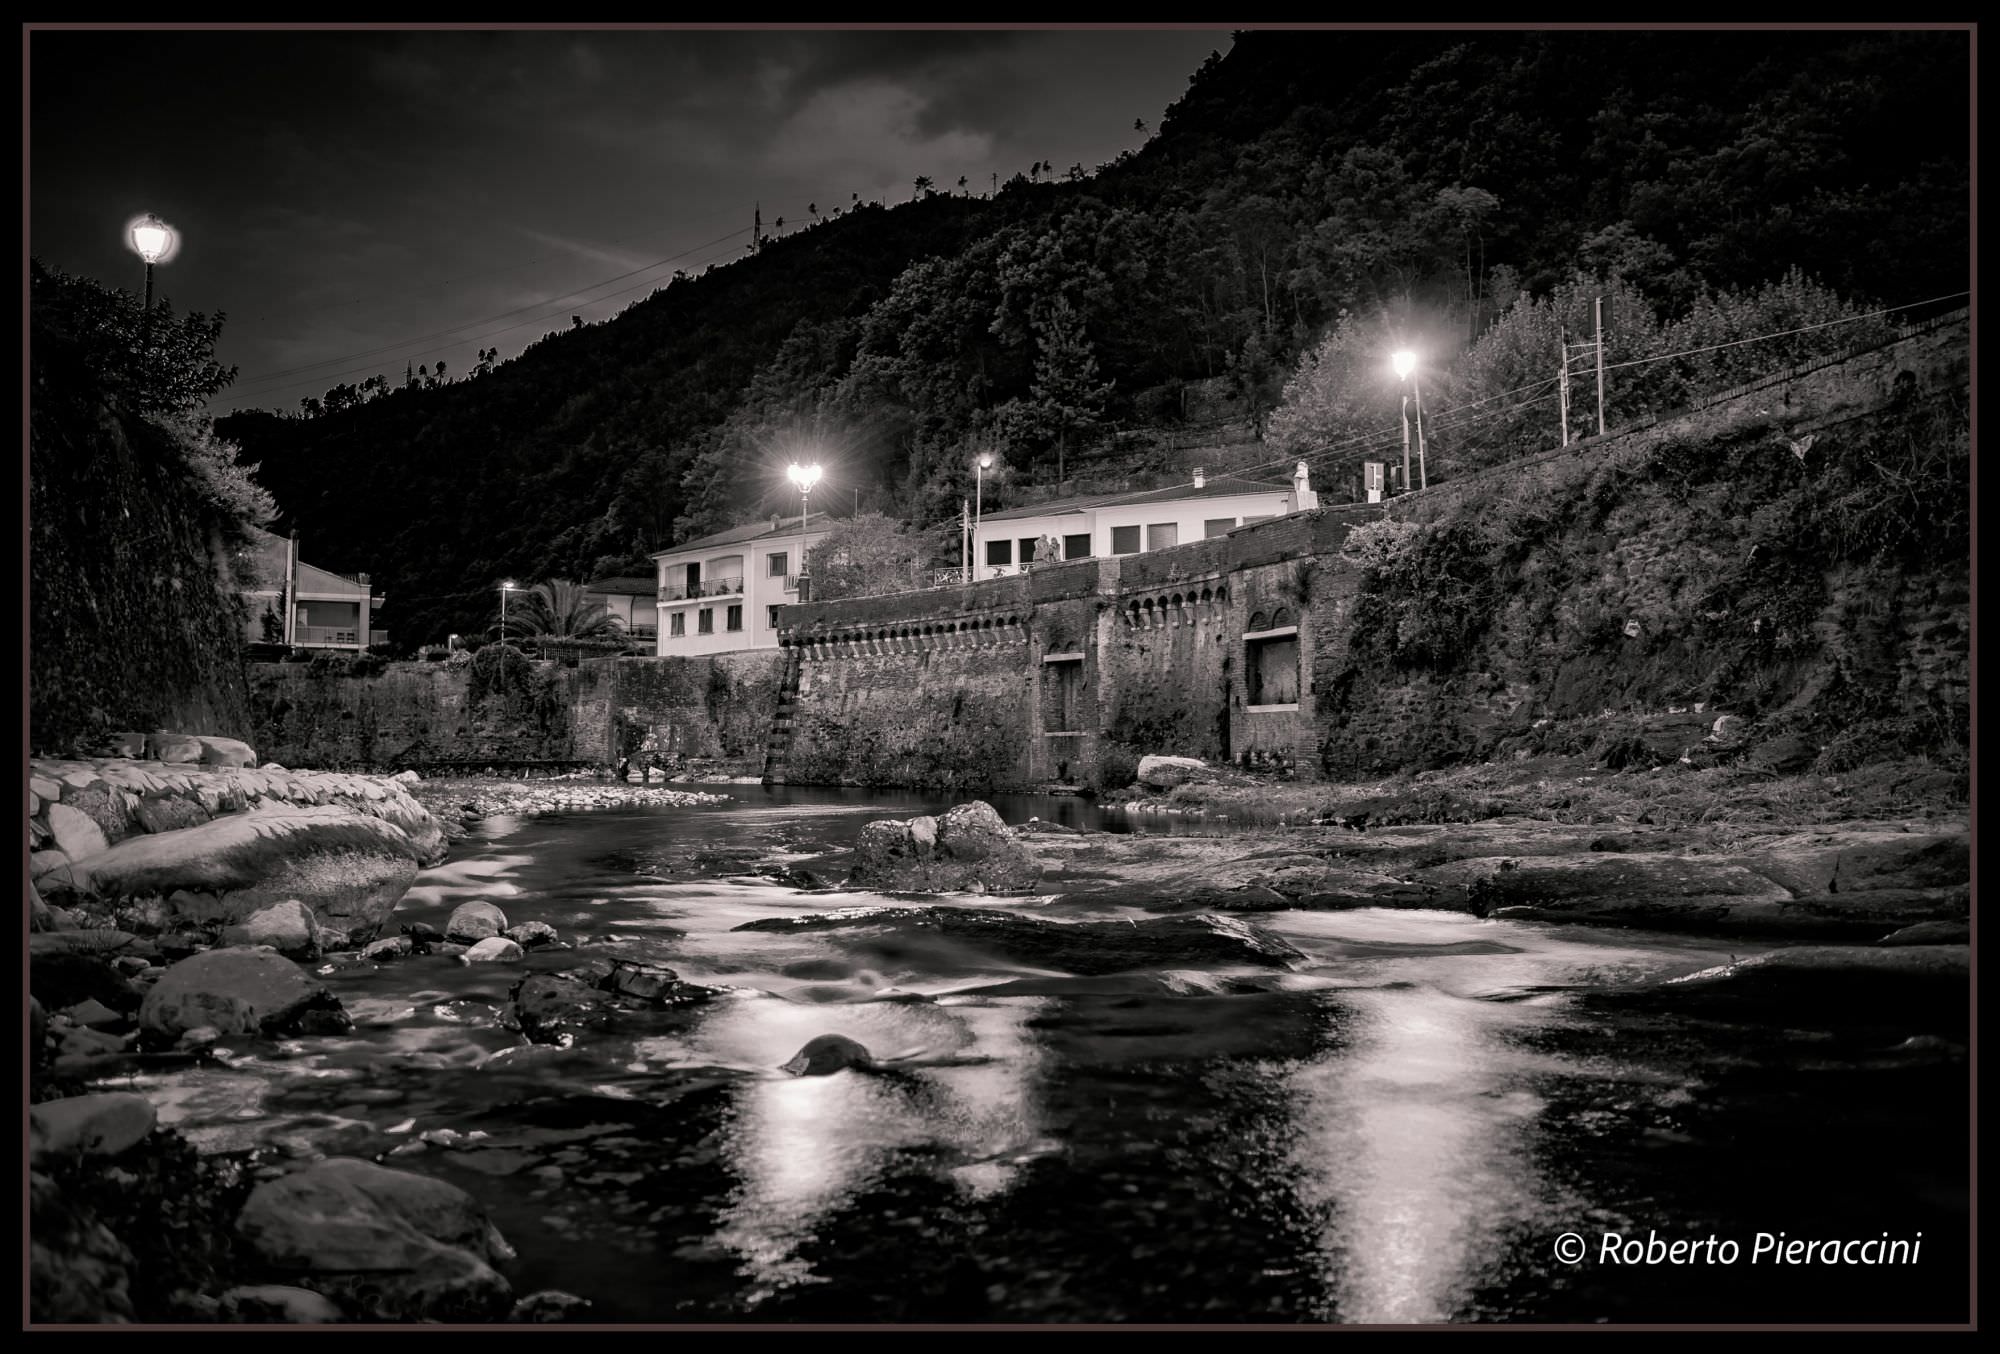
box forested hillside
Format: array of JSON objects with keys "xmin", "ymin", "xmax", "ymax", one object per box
[{"xmin": 216, "ymin": 29, "xmax": 1970, "ymax": 652}]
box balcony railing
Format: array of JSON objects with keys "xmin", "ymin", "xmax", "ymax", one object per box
[
  {"xmin": 295, "ymin": 625, "xmax": 363, "ymax": 648},
  {"xmin": 658, "ymin": 576, "xmax": 744, "ymax": 602}
]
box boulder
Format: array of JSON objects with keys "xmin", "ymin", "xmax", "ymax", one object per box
[
  {"xmin": 363, "ymin": 936, "xmax": 413, "ymax": 961},
  {"xmin": 30, "ymin": 1092, "xmax": 157, "ymax": 1165},
  {"xmin": 1585, "ymin": 944, "xmax": 1970, "ymax": 1036},
  {"xmin": 64, "ymin": 804, "xmax": 425, "ymax": 943},
  {"xmin": 601, "ymin": 958, "xmax": 688, "ymax": 1003},
  {"xmin": 30, "ymin": 1172, "xmax": 134, "ymax": 1323},
  {"xmin": 1135, "ymin": 754, "xmax": 1209, "ymax": 790},
  {"xmin": 1745, "ymin": 732, "xmax": 1819, "ymax": 773},
  {"xmin": 735, "ymin": 906, "xmax": 1305, "ymax": 976},
  {"xmin": 503, "ymin": 921, "xmax": 559, "ymax": 949},
  {"xmin": 131, "ymin": 795, "xmax": 212, "ymax": 835},
  {"xmin": 847, "ymin": 801, "xmax": 1042, "ymax": 893},
  {"xmin": 100, "ymin": 732, "xmax": 149, "ymax": 759},
  {"xmin": 150, "ymin": 731, "xmax": 205, "ymax": 764},
  {"xmin": 31, "ymin": 996, "xmax": 47, "ymax": 1059},
  {"xmin": 234, "ymin": 1157, "xmax": 515, "ymax": 1322},
  {"xmin": 218, "ymin": 1285, "xmax": 344, "ymax": 1323},
  {"xmin": 510, "ymin": 973, "xmax": 611, "ymax": 1045},
  {"xmin": 139, "ymin": 948, "xmax": 351, "ymax": 1043},
  {"xmin": 393, "ymin": 770, "xmax": 422, "ymax": 785},
  {"xmin": 30, "ymin": 850, "xmax": 76, "ymax": 890},
  {"xmin": 1738, "ymin": 829, "xmax": 1970, "ymax": 897},
  {"xmin": 1878, "ymin": 920, "xmax": 1971, "ymax": 947},
  {"xmin": 197, "ymin": 736, "xmax": 259, "ymax": 768},
  {"xmin": 220, "ymin": 900, "xmax": 320, "ymax": 960},
  {"xmin": 445, "ymin": 901, "xmax": 508, "ymax": 944},
  {"xmin": 31, "ymin": 951, "xmax": 142, "ymax": 1014},
  {"xmin": 510, "ymin": 1290, "xmax": 594, "ymax": 1323},
  {"xmin": 460, "ymin": 937, "xmax": 524, "ymax": 964},
  {"xmin": 45, "ymin": 803, "xmax": 110, "ymax": 862}
]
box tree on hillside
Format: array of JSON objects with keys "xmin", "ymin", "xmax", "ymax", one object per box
[
  {"xmin": 803, "ymin": 513, "xmax": 930, "ymax": 599},
  {"xmin": 913, "ymin": 176, "xmax": 934, "ymax": 200},
  {"xmin": 994, "ymin": 296, "xmax": 1115, "ymax": 484}
]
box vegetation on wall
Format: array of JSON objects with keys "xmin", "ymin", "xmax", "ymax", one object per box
[
  {"xmin": 30, "ymin": 261, "xmax": 271, "ymax": 752},
  {"xmin": 1317, "ymin": 378, "xmax": 1971, "ymax": 778}
]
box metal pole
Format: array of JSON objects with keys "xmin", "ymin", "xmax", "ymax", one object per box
[
  {"xmin": 1557, "ymin": 326, "xmax": 1570, "ymax": 447},
  {"xmin": 501, "ymin": 588, "xmax": 508, "ymax": 641},
  {"xmin": 797, "ymin": 491, "xmax": 809, "ymax": 603},
  {"xmin": 1413, "ymin": 370, "xmax": 1428, "ymax": 490},
  {"xmin": 1400, "ymin": 394, "xmax": 1411, "ymax": 493},
  {"xmin": 975, "ymin": 464, "xmax": 983, "ymax": 566},
  {"xmin": 961, "ymin": 499, "xmax": 969, "ymax": 574},
  {"xmin": 1594, "ymin": 295, "xmax": 1607, "ymax": 437},
  {"xmin": 143, "ymin": 261, "xmax": 154, "ymax": 311}
]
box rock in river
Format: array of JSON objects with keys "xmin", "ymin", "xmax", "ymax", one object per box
[
  {"xmin": 1583, "ymin": 944, "xmax": 1970, "ymax": 1037},
  {"xmin": 236, "ymin": 1157, "xmax": 516, "ymax": 1322},
  {"xmin": 30, "ymin": 1093, "xmax": 157, "ymax": 1166},
  {"xmin": 63, "ymin": 805, "xmax": 427, "ymax": 943},
  {"xmin": 736, "ymin": 906, "xmax": 1305, "ymax": 976},
  {"xmin": 139, "ymin": 947, "xmax": 352, "ymax": 1043},
  {"xmin": 445, "ymin": 901, "xmax": 508, "ymax": 944},
  {"xmin": 847, "ymin": 801, "xmax": 1043, "ymax": 893}
]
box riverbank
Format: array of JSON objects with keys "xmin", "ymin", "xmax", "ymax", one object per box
[{"xmin": 405, "ymin": 777, "xmax": 734, "ymax": 836}]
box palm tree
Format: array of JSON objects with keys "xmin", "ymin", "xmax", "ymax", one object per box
[
  {"xmin": 502, "ymin": 579, "xmax": 624, "ymax": 647},
  {"xmin": 913, "ymin": 175, "xmax": 934, "ymax": 200}
]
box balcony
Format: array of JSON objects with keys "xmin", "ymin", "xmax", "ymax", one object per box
[
  {"xmin": 658, "ymin": 576, "xmax": 744, "ymax": 602},
  {"xmin": 295, "ymin": 625, "xmax": 370, "ymax": 648}
]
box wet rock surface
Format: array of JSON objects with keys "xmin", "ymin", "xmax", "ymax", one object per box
[
  {"xmin": 846, "ymin": 801, "xmax": 1044, "ymax": 893},
  {"xmin": 139, "ymin": 948, "xmax": 352, "ymax": 1043},
  {"xmin": 735, "ymin": 905, "xmax": 1306, "ymax": 975}
]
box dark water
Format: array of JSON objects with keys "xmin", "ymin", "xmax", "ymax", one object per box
[{"xmin": 129, "ymin": 787, "xmax": 1969, "ymax": 1324}]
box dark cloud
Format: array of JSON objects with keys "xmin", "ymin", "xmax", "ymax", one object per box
[{"xmin": 29, "ymin": 27, "xmax": 1225, "ymax": 413}]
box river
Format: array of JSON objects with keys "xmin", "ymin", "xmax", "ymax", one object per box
[{"xmin": 128, "ymin": 785, "xmax": 1969, "ymax": 1323}]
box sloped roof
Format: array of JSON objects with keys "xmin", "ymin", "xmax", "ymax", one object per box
[
  {"xmin": 582, "ymin": 576, "xmax": 658, "ymax": 596},
  {"xmin": 980, "ymin": 474, "xmax": 1294, "ymax": 523},
  {"xmin": 652, "ymin": 510, "xmax": 836, "ymax": 558}
]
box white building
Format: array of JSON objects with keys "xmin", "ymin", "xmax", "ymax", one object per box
[
  {"xmin": 970, "ymin": 463, "xmax": 1317, "ymax": 576},
  {"xmin": 651, "ymin": 512, "xmax": 834, "ymax": 655}
]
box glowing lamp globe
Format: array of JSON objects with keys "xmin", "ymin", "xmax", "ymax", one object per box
[
  {"xmin": 131, "ymin": 215, "xmax": 173, "ymax": 264},
  {"xmin": 788, "ymin": 463, "xmax": 822, "ymax": 492},
  {"xmin": 1391, "ymin": 350, "xmax": 1417, "ymax": 380}
]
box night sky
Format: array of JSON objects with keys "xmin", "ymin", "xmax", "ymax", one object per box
[{"xmin": 29, "ymin": 26, "xmax": 1226, "ymax": 415}]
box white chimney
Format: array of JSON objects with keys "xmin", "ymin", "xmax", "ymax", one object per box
[
  {"xmin": 1193, "ymin": 466, "xmax": 1205, "ymax": 488},
  {"xmin": 1293, "ymin": 460, "xmax": 1318, "ymax": 511}
]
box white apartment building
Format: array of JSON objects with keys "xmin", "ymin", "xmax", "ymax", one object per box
[
  {"xmin": 969, "ymin": 463, "xmax": 1318, "ymax": 576},
  {"xmin": 651, "ymin": 511, "xmax": 834, "ymax": 655}
]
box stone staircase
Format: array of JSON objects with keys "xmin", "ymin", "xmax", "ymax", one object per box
[{"xmin": 760, "ymin": 649, "xmax": 804, "ymax": 785}]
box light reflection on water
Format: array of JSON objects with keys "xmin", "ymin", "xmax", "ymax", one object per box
[{"xmin": 84, "ymin": 796, "xmax": 1963, "ymax": 1322}]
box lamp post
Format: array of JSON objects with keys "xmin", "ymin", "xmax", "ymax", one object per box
[
  {"xmin": 786, "ymin": 463, "xmax": 821, "ymax": 602},
  {"xmin": 129, "ymin": 214, "xmax": 174, "ymax": 310},
  {"xmin": 1391, "ymin": 350, "xmax": 1427, "ymax": 491},
  {"xmin": 500, "ymin": 580, "xmax": 517, "ymax": 644},
  {"xmin": 975, "ymin": 452, "xmax": 993, "ymax": 571}
]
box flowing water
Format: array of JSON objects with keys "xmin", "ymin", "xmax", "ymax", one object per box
[{"xmin": 127, "ymin": 785, "xmax": 1968, "ymax": 1323}]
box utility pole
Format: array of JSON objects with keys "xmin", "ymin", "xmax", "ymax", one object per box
[
  {"xmin": 960, "ymin": 499, "xmax": 970, "ymax": 575},
  {"xmin": 753, "ymin": 204, "xmax": 762, "ymax": 251},
  {"xmin": 1412, "ymin": 368, "xmax": 1428, "ymax": 490},
  {"xmin": 1594, "ymin": 295, "xmax": 1607, "ymax": 437},
  {"xmin": 1557, "ymin": 325, "xmax": 1572, "ymax": 447}
]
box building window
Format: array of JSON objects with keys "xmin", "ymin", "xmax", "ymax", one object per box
[
  {"xmin": 726, "ymin": 604, "xmax": 743, "ymax": 632},
  {"xmin": 1064, "ymin": 533, "xmax": 1092, "ymax": 560},
  {"xmin": 669, "ymin": 612, "xmax": 686, "ymax": 637},
  {"xmin": 1147, "ymin": 522, "xmax": 1179, "ymax": 550},
  {"xmin": 986, "ymin": 539, "xmax": 1014, "ymax": 567},
  {"xmin": 768, "ymin": 551, "xmax": 789, "ymax": 577},
  {"xmin": 1110, "ymin": 525, "xmax": 1141, "ymax": 555},
  {"xmin": 1041, "ymin": 656, "xmax": 1085, "ymax": 733},
  {"xmin": 768, "ymin": 606, "xmax": 782, "ymax": 629},
  {"xmin": 1018, "ymin": 537, "xmax": 1039, "ymax": 565},
  {"xmin": 1204, "ymin": 517, "xmax": 1237, "ymax": 539},
  {"xmin": 698, "ymin": 609, "xmax": 714, "ymax": 634}
]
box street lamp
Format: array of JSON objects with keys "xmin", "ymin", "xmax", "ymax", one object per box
[
  {"xmin": 786, "ymin": 463, "xmax": 821, "ymax": 602},
  {"xmin": 500, "ymin": 580, "xmax": 518, "ymax": 643},
  {"xmin": 128, "ymin": 214, "xmax": 175, "ymax": 310},
  {"xmin": 975, "ymin": 452, "xmax": 993, "ymax": 571},
  {"xmin": 1391, "ymin": 350, "xmax": 1427, "ymax": 491}
]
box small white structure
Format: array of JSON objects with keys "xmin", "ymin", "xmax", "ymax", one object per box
[
  {"xmin": 971, "ymin": 464, "xmax": 1317, "ymax": 577},
  {"xmin": 651, "ymin": 511, "xmax": 834, "ymax": 655}
]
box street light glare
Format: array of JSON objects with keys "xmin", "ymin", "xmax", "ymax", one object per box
[
  {"xmin": 1391, "ymin": 350, "xmax": 1417, "ymax": 379},
  {"xmin": 978, "ymin": 453, "xmax": 993, "ymax": 469},
  {"xmin": 788, "ymin": 463, "xmax": 822, "ymax": 491},
  {"xmin": 129, "ymin": 214, "xmax": 173, "ymax": 263},
  {"xmin": 502, "ymin": 580, "xmax": 516, "ymax": 590}
]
